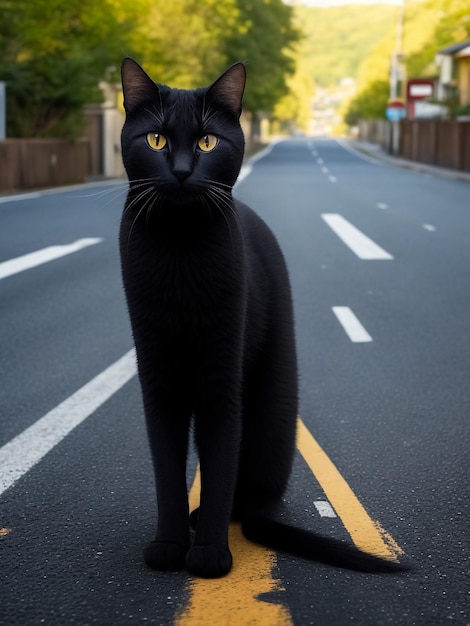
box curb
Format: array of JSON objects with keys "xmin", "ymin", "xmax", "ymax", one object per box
[{"xmin": 345, "ymin": 139, "xmax": 470, "ymax": 184}]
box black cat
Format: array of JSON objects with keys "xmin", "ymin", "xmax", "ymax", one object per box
[{"xmin": 119, "ymin": 58, "xmax": 405, "ymax": 578}]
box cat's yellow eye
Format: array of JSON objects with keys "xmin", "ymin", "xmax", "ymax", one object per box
[
  {"xmin": 198, "ymin": 134, "xmax": 218, "ymax": 152},
  {"xmin": 147, "ymin": 133, "xmax": 167, "ymax": 151}
]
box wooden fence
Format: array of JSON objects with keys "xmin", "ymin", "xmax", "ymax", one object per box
[
  {"xmin": 0, "ymin": 139, "xmax": 91, "ymax": 193},
  {"xmin": 399, "ymin": 119, "xmax": 470, "ymax": 172},
  {"xmin": 359, "ymin": 118, "xmax": 470, "ymax": 173}
]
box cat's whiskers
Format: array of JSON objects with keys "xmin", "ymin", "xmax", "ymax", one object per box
[
  {"xmin": 124, "ymin": 184, "xmax": 157, "ymax": 215},
  {"xmin": 205, "ymin": 186, "xmax": 239, "ymax": 223},
  {"xmin": 145, "ymin": 106, "xmax": 164, "ymax": 128},
  {"xmin": 199, "ymin": 194, "xmax": 214, "ymax": 221},
  {"xmin": 204, "ymin": 187, "xmax": 241, "ymax": 260},
  {"xmin": 202, "ymin": 177, "xmax": 233, "ymax": 191},
  {"xmin": 71, "ymin": 182, "xmax": 130, "ymax": 208},
  {"xmin": 146, "ymin": 190, "xmax": 162, "ymax": 224},
  {"xmin": 125, "ymin": 187, "xmax": 157, "ymax": 254},
  {"xmin": 201, "ymin": 104, "xmax": 219, "ymax": 127}
]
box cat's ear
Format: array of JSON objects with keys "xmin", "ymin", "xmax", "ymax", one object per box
[
  {"xmin": 206, "ymin": 63, "xmax": 246, "ymax": 117},
  {"xmin": 121, "ymin": 58, "xmax": 160, "ymax": 114}
]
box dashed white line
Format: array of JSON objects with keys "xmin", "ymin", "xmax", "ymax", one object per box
[
  {"xmin": 321, "ymin": 213, "xmax": 393, "ymax": 260},
  {"xmin": 314, "ymin": 501, "xmax": 337, "ymax": 518},
  {"xmin": 423, "ymin": 223, "xmax": 436, "ymax": 232},
  {"xmin": 0, "ymin": 238, "xmax": 103, "ymax": 280},
  {"xmin": 0, "ymin": 350, "xmax": 137, "ymax": 496},
  {"xmin": 329, "ymin": 176, "xmax": 338, "ymax": 183},
  {"xmin": 332, "ymin": 306, "xmax": 373, "ymax": 343},
  {"xmin": 377, "ymin": 202, "xmax": 388, "ymax": 210}
]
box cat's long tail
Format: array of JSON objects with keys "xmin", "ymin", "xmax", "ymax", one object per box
[{"xmin": 241, "ymin": 513, "xmax": 408, "ymax": 573}]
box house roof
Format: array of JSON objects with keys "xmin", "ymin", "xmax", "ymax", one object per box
[{"xmin": 438, "ymin": 39, "xmax": 470, "ymax": 56}]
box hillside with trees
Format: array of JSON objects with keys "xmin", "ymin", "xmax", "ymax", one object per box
[{"xmin": 344, "ymin": 0, "xmax": 470, "ymax": 125}]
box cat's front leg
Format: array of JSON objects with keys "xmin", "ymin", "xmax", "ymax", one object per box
[
  {"xmin": 142, "ymin": 391, "xmax": 192, "ymax": 572},
  {"xmin": 187, "ymin": 396, "xmax": 242, "ymax": 578}
]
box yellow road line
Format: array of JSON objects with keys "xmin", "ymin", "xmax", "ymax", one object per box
[
  {"xmin": 175, "ymin": 467, "xmax": 293, "ymax": 626},
  {"xmin": 176, "ymin": 419, "xmax": 404, "ymax": 624},
  {"xmin": 296, "ymin": 417, "xmax": 404, "ymax": 560}
]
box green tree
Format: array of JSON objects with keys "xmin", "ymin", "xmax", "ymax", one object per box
[
  {"xmin": 344, "ymin": 80, "xmax": 390, "ymax": 126},
  {"xmin": 273, "ymin": 47, "xmax": 314, "ymax": 132},
  {"xmin": 344, "ymin": 0, "xmax": 470, "ymax": 125},
  {"xmin": 0, "ymin": 0, "xmax": 300, "ymax": 138},
  {"xmin": 0, "ymin": 0, "xmax": 126, "ymax": 137},
  {"xmin": 404, "ymin": 0, "xmax": 470, "ymax": 77},
  {"xmin": 224, "ymin": 0, "xmax": 300, "ymax": 114},
  {"xmin": 113, "ymin": 0, "xmax": 240, "ymax": 89}
]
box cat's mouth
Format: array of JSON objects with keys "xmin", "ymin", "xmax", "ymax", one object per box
[{"xmin": 159, "ymin": 179, "xmax": 219, "ymax": 209}]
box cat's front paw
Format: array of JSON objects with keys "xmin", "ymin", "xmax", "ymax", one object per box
[
  {"xmin": 186, "ymin": 545, "xmax": 232, "ymax": 578},
  {"xmin": 144, "ymin": 540, "xmax": 187, "ymax": 571}
]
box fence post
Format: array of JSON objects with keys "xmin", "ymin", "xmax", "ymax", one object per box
[{"xmin": 0, "ymin": 82, "xmax": 6, "ymax": 140}]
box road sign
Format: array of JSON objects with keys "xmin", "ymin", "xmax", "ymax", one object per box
[{"xmin": 386, "ymin": 99, "xmax": 406, "ymax": 122}]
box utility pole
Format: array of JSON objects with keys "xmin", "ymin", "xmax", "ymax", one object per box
[
  {"xmin": 390, "ymin": 0, "xmax": 405, "ymax": 101},
  {"xmin": 389, "ymin": 0, "xmax": 405, "ymax": 155},
  {"xmin": 0, "ymin": 82, "xmax": 6, "ymax": 140}
]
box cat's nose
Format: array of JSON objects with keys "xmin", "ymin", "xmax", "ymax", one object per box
[
  {"xmin": 173, "ymin": 168, "xmax": 191, "ymax": 182},
  {"xmin": 172, "ymin": 154, "xmax": 192, "ymax": 182}
]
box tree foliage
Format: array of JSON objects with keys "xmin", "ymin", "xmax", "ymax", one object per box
[
  {"xmin": 0, "ymin": 0, "xmax": 125, "ymax": 137},
  {"xmin": 344, "ymin": 80, "xmax": 390, "ymax": 126},
  {"xmin": 223, "ymin": 0, "xmax": 299, "ymax": 113},
  {"xmin": 0, "ymin": 0, "xmax": 299, "ymax": 138}
]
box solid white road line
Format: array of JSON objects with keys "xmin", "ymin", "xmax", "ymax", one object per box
[
  {"xmin": 0, "ymin": 238, "xmax": 103, "ymax": 280},
  {"xmin": 0, "ymin": 192, "xmax": 42, "ymax": 204},
  {"xmin": 322, "ymin": 213, "xmax": 393, "ymax": 260},
  {"xmin": 332, "ymin": 306, "xmax": 373, "ymax": 343},
  {"xmin": 235, "ymin": 165, "xmax": 252, "ymax": 185},
  {"xmin": 0, "ymin": 350, "xmax": 137, "ymax": 496},
  {"xmin": 314, "ymin": 501, "xmax": 337, "ymax": 518}
]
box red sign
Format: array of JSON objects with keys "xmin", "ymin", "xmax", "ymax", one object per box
[
  {"xmin": 406, "ymin": 79, "xmax": 435, "ymax": 118},
  {"xmin": 388, "ymin": 99, "xmax": 405, "ymax": 109}
]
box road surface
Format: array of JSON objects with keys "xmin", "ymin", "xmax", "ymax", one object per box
[{"xmin": 1, "ymin": 138, "xmax": 468, "ymax": 625}]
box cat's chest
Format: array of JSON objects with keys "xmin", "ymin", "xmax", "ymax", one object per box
[{"xmin": 123, "ymin": 226, "xmax": 245, "ymax": 327}]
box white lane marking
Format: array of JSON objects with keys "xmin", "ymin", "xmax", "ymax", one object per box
[
  {"xmin": 423, "ymin": 223, "xmax": 436, "ymax": 232},
  {"xmin": 234, "ymin": 138, "xmax": 287, "ymax": 188},
  {"xmin": 332, "ymin": 306, "xmax": 373, "ymax": 343},
  {"xmin": 322, "ymin": 214, "xmax": 393, "ymax": 260},
  {"xmin": 0, "ymin": 192, "xmax": 42, "ymax": 204},
  {"xmin": 0, "ymin": 238, "xmax": 103, "ymax": 280},
  {"xmin": 335, "ymin": 138, "xmax": 383, "ymax": 167},
  {"xmin": 235, "ymin": 165, "xmax": 252, "ymax": 185},
  {"xmin": 317, "ymin": 158, "xmax": 324, "ymax": 165},
  {"xmin": 0, "ymin": 180, "xmax": 125, "ymax": 207},
  {"xmin": 377, "ymin": 202, "xmax": 388, "ymax": 210},
  {"xmin": 314, "ymin": 501, "xmax": 337, "ymax": 518},
  {"xmin": 329, "ymin": 176, "xmax": 338, "ymax": 183},
  {"xmin": 321, "ymin": 166, "xmax": 329, "ymax": 174},
  {"xmin": 0, "ymin": 350, "xmax": 137, "ymax": 496}
]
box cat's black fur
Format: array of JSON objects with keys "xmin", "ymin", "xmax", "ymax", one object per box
[{"xmin": 119, "ymin": 58, "xmax": 405, "ymax": 578}]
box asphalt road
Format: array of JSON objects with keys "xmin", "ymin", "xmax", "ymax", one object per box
[{"xmin": 1, "ymin": 138, "xmax": 469, "ymax": 625}]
